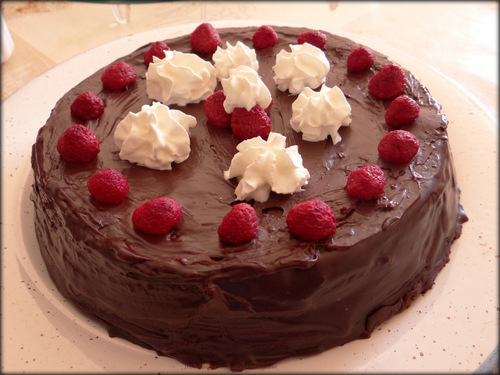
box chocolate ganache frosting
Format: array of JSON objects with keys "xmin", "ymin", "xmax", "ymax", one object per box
[{"xmin": 31, "ymin": 26, "xmax": 467, "ymax": 370}]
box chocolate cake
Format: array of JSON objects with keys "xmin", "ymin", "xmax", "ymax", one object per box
[{"xmin": 31, "ymin": 25, "xmax": 467, "ymax": 370}]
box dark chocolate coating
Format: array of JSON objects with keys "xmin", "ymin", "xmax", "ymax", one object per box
[{"xmin": 31, "ymin": 26, "xmax": 467, "ymax": 370}]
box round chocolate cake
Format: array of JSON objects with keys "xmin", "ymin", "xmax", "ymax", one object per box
[{"xmin": 31, "ymin": 25, "xmax": 467, "ymax": 370}]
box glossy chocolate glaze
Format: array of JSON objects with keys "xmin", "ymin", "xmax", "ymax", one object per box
[{"xmin": 31, "ymin": 26, "xmax": 467, "ymax": 370}]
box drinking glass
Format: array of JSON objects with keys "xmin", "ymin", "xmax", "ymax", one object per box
[{"xmin": 110, "ymin": 3, "xmax": 131, "ymax": 24}]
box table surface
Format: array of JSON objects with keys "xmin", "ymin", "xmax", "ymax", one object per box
[{"xmin": 1, "ymin": 1, "xmax": 498, "ymax": 122}]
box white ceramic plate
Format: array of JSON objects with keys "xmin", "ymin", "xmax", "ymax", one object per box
[{"xmin": 2, "ymin": 21, "xmax": 498, "ymax": 373}]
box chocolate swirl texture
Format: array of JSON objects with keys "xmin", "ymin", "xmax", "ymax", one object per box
[{"xmin": 31, "ymin": 26, "xmax": 467, "ymax": 370}]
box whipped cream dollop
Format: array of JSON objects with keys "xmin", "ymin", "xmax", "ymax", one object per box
[
  {"xmin": 224, "ymin": 132, "xmax": 310, "ymax": 202},
  {"xmin": 114, "ymin": 102, "xmax": 197, "ymax": 170},
  {"xmin": 290, "ymin": 85, "xmax": 352, "ymax": 143},
  {"xmin": 272, "ymin": 43, "xmax": 330, "ymax": 95},
  {"xmin": 146, "ymin": 50, "xmax": 216, "ymax": 106},
  {"xmin": 221, "ymin": 65, "xmax": 272, "ymax": 113},
  {"xmin": 213, "ymin": 41, "xmax": 259, "ymax": 80}
]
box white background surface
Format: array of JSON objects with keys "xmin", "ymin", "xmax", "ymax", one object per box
[{"xmin": 1, "ymin": 20, "xmax": 498, "ymax": 373}]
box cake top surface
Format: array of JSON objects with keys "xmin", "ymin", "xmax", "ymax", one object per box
[{"xmin": 33, "ymin": 26, "xmax": 449, "ymax": 278}]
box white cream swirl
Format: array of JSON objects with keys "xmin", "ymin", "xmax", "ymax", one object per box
[
  {"xmin": 114, "ymin": 102, "xmax": 197, "ymax": 170},
  {"xmin": 224, "ymin": 132, "xmax": 310, "ymax": 202},
  {"xmin": 290, "ymin": 85, "xmax": 351, "ymax": 143},
  {"xmin": 272, "ymin": 43, "xmax": 330, "ymax": 95},
  {"xmin": 213, "ymin": 41, "xmax": 259, "ymax": 80},
  {"xmin": 146, "ymin": 50, "xmax": 216, "ymax": 106},
  {"xmin": 221, "ymin": 65, "xmax": 272, "ymax": 113}
]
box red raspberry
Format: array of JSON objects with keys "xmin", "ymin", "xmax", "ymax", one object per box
[
  {"xmin": 252, "ymin": 25, "xmax": 279, "ymax": 49},
  {"xmin": 144, "ymin": 41, "xmax": 170, "ymax": 65},
  {"xmin": 347, "ymin": 46, "xmax": 374, "ymax": 71},
  {"xmin": 368, "ymin": 64, "xmax": 406, "ymax": 99},
  {"xmin": 286, "ymin": 199, "xmax": 336, "ymax": 240},
  {"xmin": 297, "ymin": 30, "xmax": 327, "ymax": 49},
  {"xmin": 101, "ymin": 62, "xmax": 137, "ymax": 90},
  {"xmin": 56, "ymin": 124, "xmax": 100, "ymax": 163},
  {"xmin": 230, "ymin": 105, "xmax": 271, "ymax": 140},
  {"xmin": 132, "ymin": 197, "xmax": 182, "ymax": 235},
  {"xmin": 346, "ymin": 165, "xmax": 386, "ymax": 201},
  {"xmin": 204, "ymin": 90, "xmax": 231, "ymax": 128},
  {"xmin": 70, "ymin": 91, "xmax": 105, "ymax": 120},
  {"xmin": 378, "ymin": 130, "xmax": 420, "ymax": 164},
  {"xmin": 385, "ymin": 95, "xmax": 420, "ymax": 127},
  {"xmin": 218, "ymin": 203, "xmax": 259, "ymax": 244},
  {"xmin": 87, "ymin": 168, "xmax": 129, "ymax": 204},
  {"xmin": 190, "ymin": 22, "xmax": 221, "ymax": 54}
]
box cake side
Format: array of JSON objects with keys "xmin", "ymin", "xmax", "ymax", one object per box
[{"xmin": 30, "ymin": 25, "xmax": 467, "ymax": 370}]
